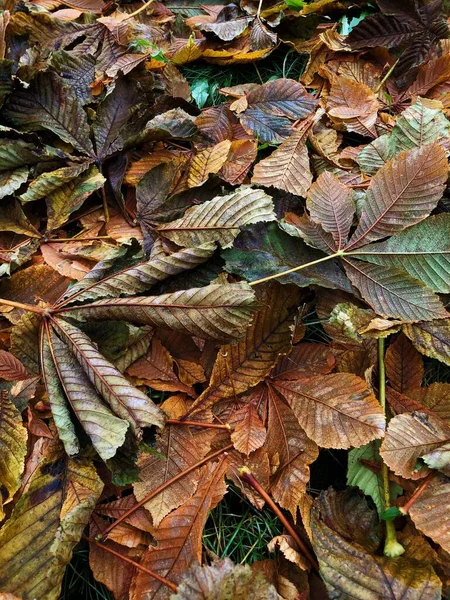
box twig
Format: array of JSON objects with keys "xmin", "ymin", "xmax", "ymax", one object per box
[
  {"xmin": 100, "ymin": 185, "xmax": 110, "ymax": 223},
  {"xmin": 239, "ymin": 466, "xmax": 319, "ymax": 573},
  {"xmin": 100, "ymin": 443, "xmax": 234, "ymax": 539},
  {"xmin": 124, "ymin": 0, "xmax": 154, "ymax": 19},
  {"xmin": 401, "ymin": 473, "xmax": 434, "ymax": 515},
  {"xmin": 82, "ymin": 536, "xmax": 177, "ymax": 592}
]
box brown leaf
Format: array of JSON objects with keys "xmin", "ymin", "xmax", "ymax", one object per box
[
  {"xmin": 189, "ymin": 283, "xmax": 301, "ymax": 415},
  {"xmin": 380, "ymin": 412, "xmax": 450, "ymax": 479},
  {"xmin": 409, "ymin": 474, "xmax": 450, "ymax": 554},
  {"xmin": 385, "ymin": 334, "xmax": 425, "ymax": 394},
  {"xmin": 130, "ymin": 459, "xmax": 228, "ymax": 600},
  {"xmin": 267, "ymin": 387, "xmax": 319, "ymax": 518},
  {"xmin": 133, "ymin": 424, "xmax": 213, "ymax": 526},
  {"xmin": 327, "ymin": 76, "xmax": 379, "ymax": 137},
  {"xmin": 230, "ymin": 403, "xmax": 267, "ymax": 455},
  {"xmin": 0, "ymin": 350, "xmax": 28, "ymax": 381},
  {"xmin": 272, "ymin": 373, "xmax": 385, "ymax": 449},
  {"xmin": 219, "ymin": 139, "xmax": 257, "ymax": 185},
  {"xmin": 187, "ymin": 140, "xmax": 231, "ymax": 188}
]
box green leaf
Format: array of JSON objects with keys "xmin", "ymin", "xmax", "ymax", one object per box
[
  {"xmin": 391, "ymin": 99, "xmax": 450, "ymax": 152},
  {"xmin": 347, "ymin": 442, "xmax": 402, "ymax": 517},
  {"xmin": 191, "ymin": 78, "xmax": 210, "ymax": 109},
  {"xmin": 346, "ymin": 144, "xmax": 448, "ymax": 249},
  {"xmin": 350, "ymin": 214, "xmax": 450, "ymax": 293},
  {"xmin": 59, "ymin": 283, "xmax": 258, "ymax": 344},
  {"xmin": 343, "ymin": 258, "xmax": 448, "ymax": 321},
  {"xmin": 4, "ymin": 72, "xmax": 95, "ymax": 157}
]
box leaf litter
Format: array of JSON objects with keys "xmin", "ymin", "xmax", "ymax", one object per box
[{"xmin": 1, "ymin": 0, "xmax": 450, "ymax": 598}]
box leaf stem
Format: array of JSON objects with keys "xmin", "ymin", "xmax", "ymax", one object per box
[
  {"xmin": 378, "ymin": 338, "xmax": 405, "ymax": 558},
  {"xmin": 82, "ymin": 536, "xmax": 178, "ymax": 592},
  {"xmin": 239, "ymin": 467, "xmax": 319, "ymax": 573},
  {"xmin": 374, "ymin": 59, "xmax": 400, "ymax": 94},
  {"xmin": 124, "ymin": 0, "xmax": 154, "ymax": 19},
  {"xmin": 401, "ymin": 472, "xmax": 434, "ymax": 515},
  {"xmin": 0, "ymin": 297, "xmax": 44, "ymax": 314},
  {"xmin": 100, "ymin": 443, "xmax": 234, "ymax": 540},
  {"xmin": 167, "ymin": 419, "xmax": 231, "ymax": 430},
  {"xmin": 248, "ymin": 251, "xmax": 343, "ymax": 287}
]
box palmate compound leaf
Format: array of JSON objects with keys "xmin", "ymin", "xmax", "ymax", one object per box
[
  {"xmin": 133, "ymin": 424, "xmax": 213, "ymax": 526},
  {"xmin": 50, "ymin": 318, "xmax": 165, "ymax": 437},
  {"xmin": 0, "ymin": 392, "xmax": 27, "ymax": 522},
  {"xmin": 349, "ymin": 214, "xmax": 450, "ymax": 294},
  {"xmin": 41, "ymin": 328, "xmax": 129, "ymax": 461},
  {"xmin": 4, "ymin": 71, "xmax": 95, "ymax": 157},
  {"xmin": 130, "ymin": 459, "xmax": 228, "ymax": 600},
  {"xmin": 187, "ymin": 283, "xmax": 302, "ymax": 415},
  {"xmin": 345, "ymin": 144, "xmax": 448, "ymax": 250},
  {"xmin": 59, "ymin": 282, "xmax": 258, "ymax": 344},
  {"xmin": 172, "ymin": 558, "xmax": 283, "ymax": 600},
  {"xmin": 251, "ymin": 117, "xmax": 314, "ymax": 196},
  {"xmin": 271, "ymin": 373, "xmax": 385, "ymax": 449},
  {"xmin": 310, "ymin": 488, "xmax": 442, "ymax": 600},
  {"xmin": 0, "ymin": 437, "xmax": 103, "ymax": 600},
  {"xmin": 380, "ymin": 411, "xmax": 450, "ymax": 479},
  {"xmin": 157, "ymin": 186, "xmax": 276, "ymax": 249},
  {"xmin": 59, "ymin": 239, "xmax": 215, "ymax": 306}
]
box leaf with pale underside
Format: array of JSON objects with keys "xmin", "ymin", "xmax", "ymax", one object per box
[
  {"xmin": 0, "ymin": 438, "xmax": 103, "ymax": 600},
  {"xmin": 0, "ymin": 167, "xmax": 28, "ymax": 200},
  {"xmin": 380, "ymin": 412, "xmax": 450, "ymax": 479},
  {"xmin": 133, "ymin": 424, "xmax": 213, "ymax": 526},
  {"xmin": 271, "ymin": 372, "xmax": 385, "ymax": 449},
  {"xmin": 188, "ymin": 283, "xmax": 301, "ymax": 415},
  {"xmin": 4, "ymin": 72, "xmax": 94, "ymax": 157},
  {"xmin": 230, "ymin": 403, "xmax": 267, "ymax": 456},
  {"xmin": 306, "ymin": 171, "xmax": 355, "ymax": 250},
  {"xmin": 187, "ymin": 140, "xmax": 231, "ymax": 188},
  {"xmin": 19, "ymin": 163, "xmax": 90, "ymax": 203},
  {"xmin": 267, "ymin": 387, "xmax": 319, "ymax": 518},
  {"xmin": 0, "ymin": 392, "xmax": 27, "ymax": 522},
  {"xmin": 391, "ymin": 100, "xmax": 450, "ymax": 152},
  {"xmin": 157, "ymin": 186, "xmax": 275, "ymax": 249},
  {"xmin": 60, "ymin": 239, "xmax": 214, "ymax": 306},
  {"xmin": 251, "ymin": 121, "xmax": 313, "ymax": 196},
  {"xmin": 403, "ymin": 319, "xmax": 450, "ymax": 367},
  {"xmin": 345, "ymin": 144, "xmax": 448, "ymax": 250},
  {"xmin": 43, "ymin": 330, "xmax": 129, "ymax": 461},
  {"xmin": 60, "ymin": 283, "xmax": 257, "ymax": 344},
  {"xmin": 130, "ymin": 460, "xmax": 228, "ymax": 600},
  {"xmin": 311, "ymin": 489, "xmax": 442, "ymax": 600},
  {"xmin": 51, "ymin": 318, "xmax": 165, "ymax": 437},
  {"xmin": 173, "ymin": 558, "xmax": 283, "ymax": 600},
  {"xmin": 409, "ymin": 474, "xmax": 450, "ymax": 554},
  {"xmin": 385, "ymin": 333, "xmax": 424, "ymax": 394},
  {"xmin": 343, "ymin": 258, "xmax": 448, "ymax": 322},
  {"xmin": 0, "ymin": 198, "xmax": 41, "ymax": 238},
  {"xmin": 327, "ymin": 76, "xmax": 378, "ymax": 137}
]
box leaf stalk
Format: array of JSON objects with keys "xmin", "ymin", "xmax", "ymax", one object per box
[
  {"xmin": 0, "ymin": 297, "xmax": 45, "ymax": 314},
  {"xmin": 248, "ymin": 251, "xmax": 343, "ymax": 286},
  {"xmin": 239, "ymin": 466, "xmax": 319, "ymax": 573},
  {"xmin": 378, "ymin": 338, "xmax": 405, "ymax": 558}
]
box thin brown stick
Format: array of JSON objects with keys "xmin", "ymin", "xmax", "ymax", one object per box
[
  {"xmin": 100, "ymin": 185, "xmax": 110, "ymax": 223},
  {"xmin": 401, "ymin": 472, "xmax": 434, "ymax": 515},
  {"xmin": 0, "ymin": 297, "xmax": 44, "ymax": 313},
  {"xmin": 48, "ymin": 236, "xmax": 114, "ymax": 242},
  {"xmin": 167, "ymin": 419, "xmax": 231, "ymax": 430},
  {"xmin": 101, "ymin": 443, "xmax": 234, "ymax": 539},
  {"xmin": 82, "ymin": 536, "xmax": 177, "ymax": 592},
  {"xmin": 239, "ymin": 466, "xmax": 319, "ymax": 573}
]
